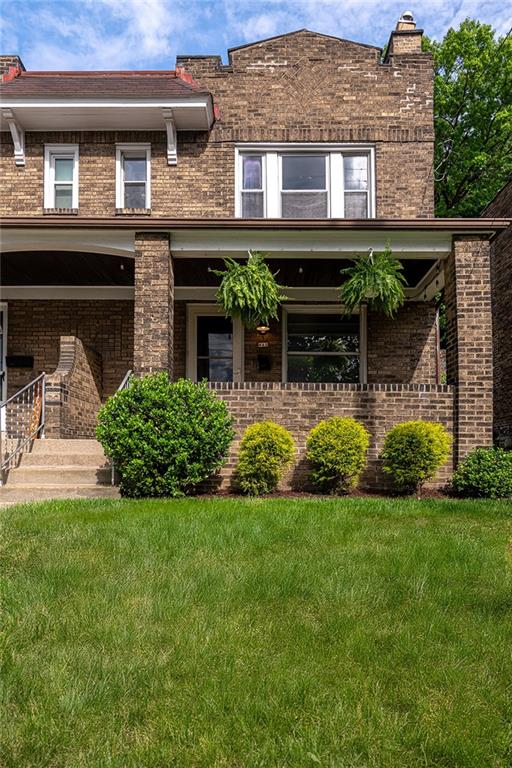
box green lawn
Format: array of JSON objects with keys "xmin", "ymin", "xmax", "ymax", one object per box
[{"xmin": 2, "ymin": 498, "xmax": 512, "ymax": 768}]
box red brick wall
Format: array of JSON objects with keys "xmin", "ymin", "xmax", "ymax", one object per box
[
  {"xmin": 483, "ymin": 180, "xmax": 512, "ymax": 446},
  {"xmin": 5, "ymin": 299, "xmax": 133, "ymax": 398},
  {"xmin": 208, "ymin": 382, "xmax": 455, "ymax": 490}
]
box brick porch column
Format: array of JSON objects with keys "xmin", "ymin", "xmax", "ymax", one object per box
[
  {"xmin": 133, "ymin": 232, "xmax": 174, "ymax": 376},
  {"xmin": 445, "ymin": 235, "xmax": 493, "ymax": 463}
]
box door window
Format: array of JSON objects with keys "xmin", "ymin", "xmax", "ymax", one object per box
[{"xmin": 196, "ymin": 316, "xmax": 233, "ymax": 382}]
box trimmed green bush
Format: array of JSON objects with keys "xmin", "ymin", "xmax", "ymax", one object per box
[
  {"xmin": 96, "ymin": 374, "xmax": 234, "ymax": 498},
  {"xmin": 381, "ymin": 421, "xmax": 452, "ymax": 493},
  {"xmin": 235, "ymin": 421, "xmax": 295, "ymax": 495},
  {"xmin": 306, "ymin": 417, "xmax": 370, "ymax": 493},
  {"xmin": 452, "ymin": 447, "xmax": 512, "ymax": 498}
]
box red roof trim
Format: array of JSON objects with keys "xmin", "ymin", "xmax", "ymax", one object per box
[{"xmin": 16, "ymin": 70, "xmax": 180, "ymax": 78}]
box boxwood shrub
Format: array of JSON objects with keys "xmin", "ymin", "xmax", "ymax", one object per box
[
  {"xmin": 235, "ymin": 421, "xmax": 295, "ymax": 495},
  {"xmin": 96, "ymin": 373, "xmax": 234, "ymax": 498},
  {"xmin": 381, "ymin": 421, "xmax": 451, "ymax": 493},
  {"xmin": 306, "ymin": 416, "xmax": 370, "ymax": 493},
  {"xmin": 452, "ymin": 447, "xmax": 512, "ymax": 498}
]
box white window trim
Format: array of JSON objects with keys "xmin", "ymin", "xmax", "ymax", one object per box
[
  {"xmin": 236, "ymin": 144, "xmax": 375, "ymax": 219},
  {"xmin": 186, "ymin": 304, "xmax": 244, "ymax": 383},
  {"xmin": 44, "ymin": 144, "xmax": 79, "ymax": 209},
  {"xmin": 115, "ymin": 143, "xmax": 151, "ymax": 209},
  {"xmin": 282, "ymin": 304, "xmax": 367, "ymax": 384}
]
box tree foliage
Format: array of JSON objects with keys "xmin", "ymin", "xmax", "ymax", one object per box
[{"xmin": 424, "ymin": 20, "xmax": 512, "ymax": 217}]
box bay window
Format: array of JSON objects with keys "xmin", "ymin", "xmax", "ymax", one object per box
[
  {"xmin": 44, "ymin": 144, "xmax": 79, "ymax": 209},
  {"xmin": 116, "ymin": 143, "xmax": 151, "ymax": 209},
  {"xmin": 237, "ymin": 145, "xmax": 374, "ymax": 218}
]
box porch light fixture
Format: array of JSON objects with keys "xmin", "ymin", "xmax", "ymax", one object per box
[{"xmin": 256, "ymin": 323, "xmax": 270, "ymax": 335}]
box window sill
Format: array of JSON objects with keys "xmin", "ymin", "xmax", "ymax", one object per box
[
  {"xmin": 115, "ymin": 208, "xmax": 151, "ymax": 216},
  {"xmin": 44, "ymin": 207, "xmax": 79, "ymax": 215}
]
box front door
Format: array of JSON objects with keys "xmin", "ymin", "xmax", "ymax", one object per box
[{"xmin": 186, "ymin": 305, "xmax": 243, "ymax": 382}]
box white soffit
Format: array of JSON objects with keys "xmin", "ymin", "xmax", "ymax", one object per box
[
  {"xmin": 170, "ymin": 229, "xmax": 453, "ymax": 258},
  {"xmin": 0, "ymin": 228, "xmax": 136, "ymax": 257},
  {"xmin": 0, "ymin": 100, "xmax": 213, "ymax": 132}
]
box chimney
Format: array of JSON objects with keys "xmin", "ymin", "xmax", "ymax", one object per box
[
  {"xmin": 384, "ymin": 11, "xmax": 423, "ymax": 59},
  {"xmin": 0, "ymin": 55, "xmax": 25, "ymax": 80}
]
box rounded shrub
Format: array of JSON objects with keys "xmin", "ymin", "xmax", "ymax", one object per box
[
  {"xmin": 96, "ymin": 373, "xmax": 234, "ymax": 498},
  {"xmin": 235, "ymin": 421, "xmax": 295, "ymax": 495},
  {"xmin": 306, "ymin": 417, "xmax": 370, "ymax": 493},
  {"xmin": 452, "ymin": 447, "xmax": 512, "ymax": 498},
  {"xmin": 381, "ymin": 421, "xmax": 451, "ymax": 493}
]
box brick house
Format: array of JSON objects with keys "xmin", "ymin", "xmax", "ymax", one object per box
[
  {"xmin": 483, "ymin": 177, "xmax": 512, "ymax": 448},
  {"xmin": 0, "ymin": 13, "xmax": 509, "ymax": 488}
]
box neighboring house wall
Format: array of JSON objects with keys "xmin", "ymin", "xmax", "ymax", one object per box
[
  {"xmin": 484, "ymin": 179, "xmax": 512, "ymax": 446},
  {"xmin": 0, "ymin": 31, "xmax": 434, "ymax": 218},
  {"xmin": 5, "ymin": 300, "xmax": 133, "ymax": 398}
]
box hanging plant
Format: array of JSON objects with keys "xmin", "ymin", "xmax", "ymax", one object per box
[
  {"xmin": 339, "ymin": 244, "xmax": 407, "ymax": 317},
  {"xmin": 212, "ymin": 251, "xmax": 287, "ymax": 329}
]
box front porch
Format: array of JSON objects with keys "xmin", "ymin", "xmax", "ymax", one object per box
[{"xmin": 0, "ymin": 218, "xmax": 500, "ymax": 487}]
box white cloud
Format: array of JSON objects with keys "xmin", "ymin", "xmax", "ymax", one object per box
[{"xmin": 9, "ymin": 0, "xmax": 512, "ymax": 70}]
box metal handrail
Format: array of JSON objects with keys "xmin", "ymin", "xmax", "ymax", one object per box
[
  {"xmin": 110, "ymin": 370, "xmax": 133, "ymax": 485},
  {"xmin": 0, "ymin": 372, "xmax": 46, "ymax": 484}
]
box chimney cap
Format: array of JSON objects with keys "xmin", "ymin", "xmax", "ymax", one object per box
[{"xmin": 399, "ymin": 10, "xmax": 416, "ymax": 23}]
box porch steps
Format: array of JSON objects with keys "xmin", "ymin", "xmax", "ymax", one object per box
[{"xmin": 0, "ymin": 439, "xmax": 119, "ymax": 504}]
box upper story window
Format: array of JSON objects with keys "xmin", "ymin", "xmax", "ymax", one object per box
[
  {"xmin": 116, "ymin": 143, "xmax": 151, "ymax": 209},
  {"xmin": 236, "ymin": 145, "xmax": 374, "ymax": 219},
  {"xmin": 44, "ymin": 144, "xmax": 79, "ymax": 209}
]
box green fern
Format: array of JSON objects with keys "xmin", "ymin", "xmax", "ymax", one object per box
[
  {"xmin": 212, "ymin": 251, "xmax": 287, "ymax": 328},
  {"xmin": 339, "ymin": 244, "xmax": 407, "ymax": 317}
]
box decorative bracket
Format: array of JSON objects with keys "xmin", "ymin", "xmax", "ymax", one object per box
[
  {"xmin": 2, "ymin": 109, "xmax": 25, "ymax": 166},
  {"xmin": 162, "ymin": 108, "xmax": 177, "ymax": 165}
]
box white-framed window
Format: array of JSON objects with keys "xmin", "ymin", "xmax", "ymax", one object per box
[
  {"xmin": 236, "ymin": 144, "xmax": 375, "ymax": 219},
  {"xmin": 282, "ymin": 305, "xmax": 367, "ymax": 384},
  {"xmin": 116, "ymin": 143, "xmax": 151, "ymax": 209},
  {"xmin": 44, "ymin": 144, "xmax": 79, "ymax": 209}
]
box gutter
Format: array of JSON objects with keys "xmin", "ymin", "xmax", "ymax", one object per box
[{"xmin": 0, "ymin": 217, "xmax": 510, "ymax": 234}]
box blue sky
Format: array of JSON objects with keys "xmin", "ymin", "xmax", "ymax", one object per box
[{"xmin": 1, "ymin": 0, "xmax": 511, "ymax": 70}]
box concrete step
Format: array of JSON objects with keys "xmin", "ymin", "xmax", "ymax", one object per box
[
  {"xmin": 29, "ymin": 439, "xmax": 106, "ymax": 455},
  {"xmin": 7, "ymin": 465, "xmax": 112, "ymax": 486},
  {"xmin": 0, "ymin": 484, "xmax": 120, "ymax": 502},
  {"xmin": 21, "ymin": 452, "xmax": 110, "ymax": 468}
]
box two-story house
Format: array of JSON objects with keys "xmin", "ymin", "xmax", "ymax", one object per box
[{"xmin": 0, "ymin": 13, "xmax": 509, "ymax": 489}]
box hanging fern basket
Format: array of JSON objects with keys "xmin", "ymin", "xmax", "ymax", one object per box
[
  {"xmin": 212, "ymin": 251, "xmax": 287, "ymax": 329},
  {"xmin": 339, "ymin": 244, "xmax": 407, "ymax": 317}
]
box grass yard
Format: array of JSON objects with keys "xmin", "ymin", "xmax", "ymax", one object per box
[{"xmin": 2, "ymin": 497, "xmax": 512, "ymax": 768}]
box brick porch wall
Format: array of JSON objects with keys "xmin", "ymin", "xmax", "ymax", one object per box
[
  {"xmin": 45, "ymin": 336, "xmax": 102, "ymax": 438},
  {"xmin": 5, "ymin": 299, "xmax": 133, "ymax": 398},
  {"xmin": 208, "ymin": 382, "xmax": 455, "ymax": 491}
]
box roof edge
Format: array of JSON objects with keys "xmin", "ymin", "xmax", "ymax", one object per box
[
  {"xmin": 0, "ymin": 217, "xmax": 509, "ymax": 232},
  {"xmin": 228, "ymin": 28, "xmax": 382, "ymax": 54}
]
